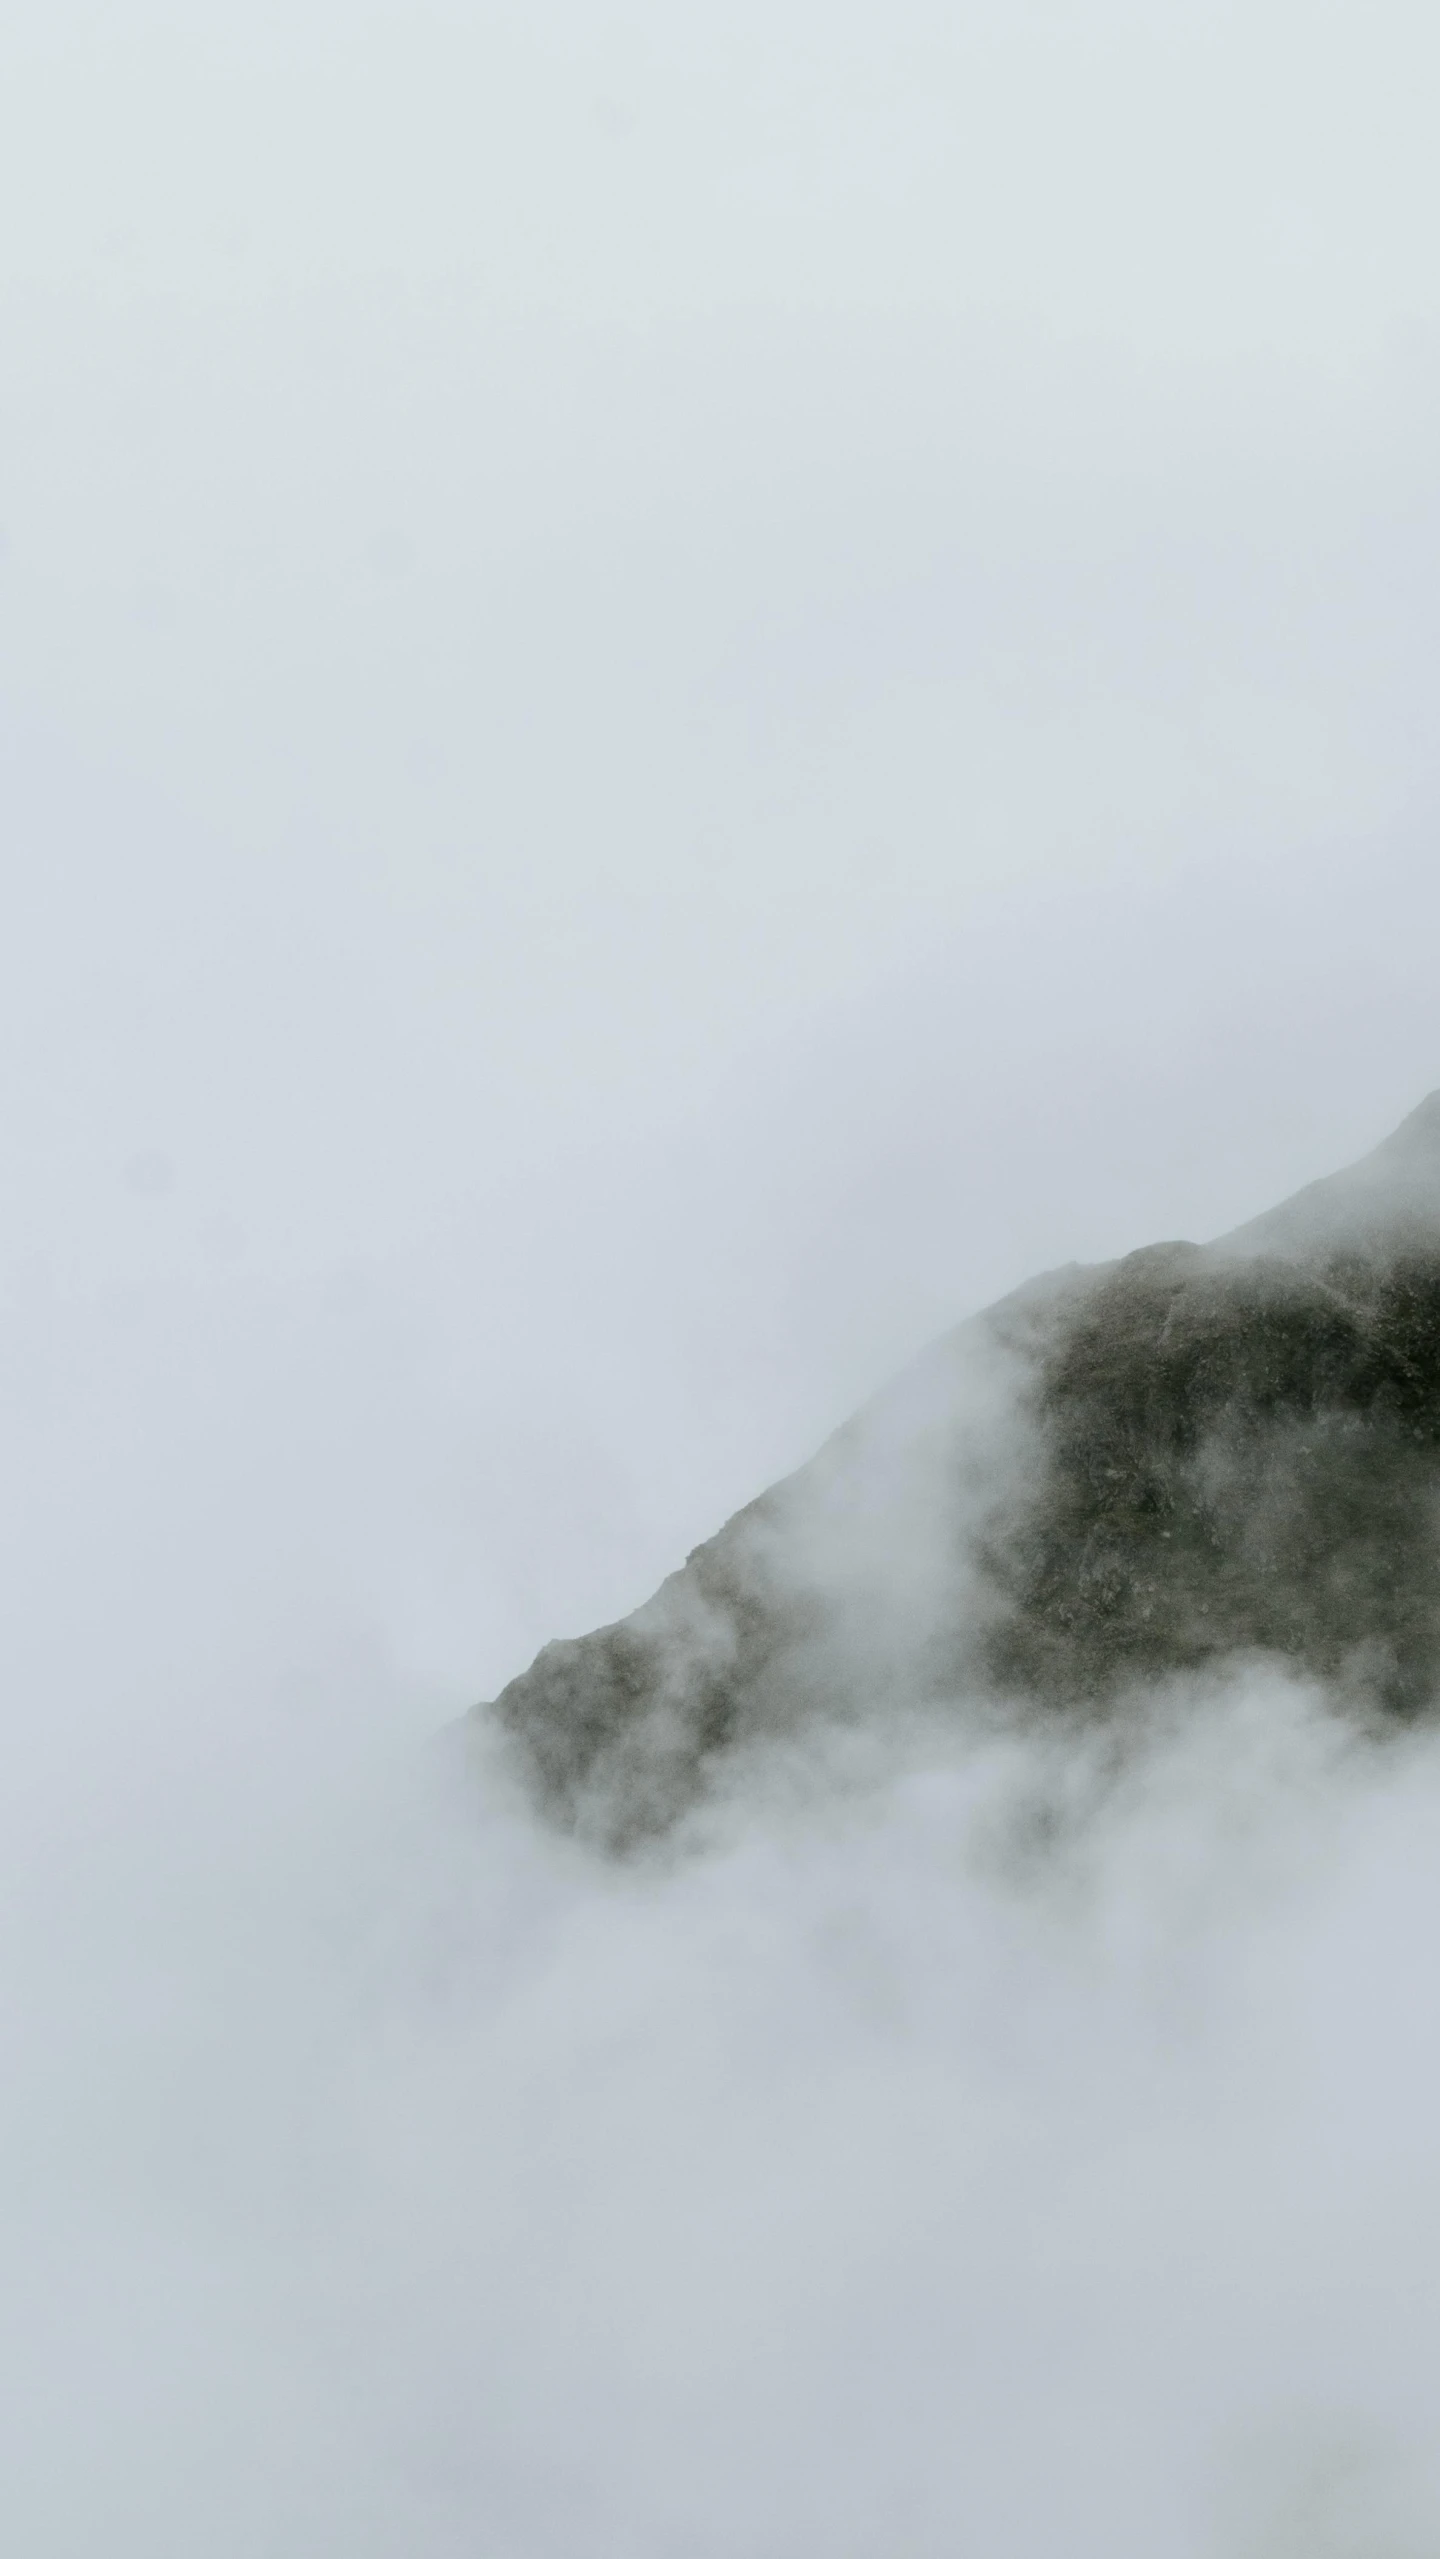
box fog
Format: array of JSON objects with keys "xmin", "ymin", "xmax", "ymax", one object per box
[{"xmin": 7, "ymin": 1, "xmax": 1440, "ymax": 2548}]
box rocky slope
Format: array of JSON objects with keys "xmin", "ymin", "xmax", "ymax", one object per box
[{"xmin": 482, "ymin": 1095, "xmax": 1440, "ymax": 1846}]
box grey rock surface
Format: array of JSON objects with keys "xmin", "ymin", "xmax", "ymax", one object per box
[{"xmin": 482, "ymin": 1097, "xmax": 1440, "ymax": 1846}]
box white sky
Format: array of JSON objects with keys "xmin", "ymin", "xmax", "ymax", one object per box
[{"xmin": 5, "ymin": 0, "xmax": 1440, "ymax": 1348}]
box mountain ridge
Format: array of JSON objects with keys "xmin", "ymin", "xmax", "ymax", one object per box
[{"xmin": 482, "ymin": 1096, "xmax": 1440, "ymax": 1846}]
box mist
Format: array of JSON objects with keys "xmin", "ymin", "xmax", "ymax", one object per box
[
  {"xmin": 9, "ymin": 0, "xmax": 1440, "ymax": 2549},
  {"xmin": 13, "ymin": 1289, "xmax": 1440, "ymax": 2553}
]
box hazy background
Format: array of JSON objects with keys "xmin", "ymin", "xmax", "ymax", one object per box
[{"xmin": 6, "ymin": 3, "xmax": 1440, "ymax": 2550}]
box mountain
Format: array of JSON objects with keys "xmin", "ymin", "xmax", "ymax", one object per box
[{"xmin": 481, "ymin": 1096, "xmax": 1440, "ymax": 1847}]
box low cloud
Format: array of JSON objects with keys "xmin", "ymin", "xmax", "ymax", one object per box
[{"xmin": 10, "ymin": 1186, "xmax": 1440, "ymax": 2555}]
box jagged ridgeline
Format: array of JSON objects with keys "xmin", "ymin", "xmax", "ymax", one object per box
[{"xmin": 481, "ymin": 1095, "xmax": 1440, "ymax": 1847}]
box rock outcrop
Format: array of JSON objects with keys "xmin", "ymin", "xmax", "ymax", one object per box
[{"xmin": 482, "ymin": 1095, "xmax": 1440, "ymax": 1846}]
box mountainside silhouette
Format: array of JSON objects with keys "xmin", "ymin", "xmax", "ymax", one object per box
[{"xmin": 482, "ymin": 1096, "xmax": 1440, "ymax": 1847}]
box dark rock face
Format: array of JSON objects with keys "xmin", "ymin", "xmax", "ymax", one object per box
[
  {"xmin": 484, "ymin": 1096, "xmax": 1440, "ymax": 1847},
  {"xmin": 983, "ymin": 1242, "xmax": 1440, "ymax": 1715},
  {"xmin": 489, "ymin": 1500, "xmax": 840, "ymax": 1847}
]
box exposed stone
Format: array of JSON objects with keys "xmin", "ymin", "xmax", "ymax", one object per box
[{"xmin": 483, "ymin": 1096, "xmax": 1440, "ymax": 1846}]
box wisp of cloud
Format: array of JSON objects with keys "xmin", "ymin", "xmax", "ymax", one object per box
[{"xmin": 9, "ymin": 1106, "xmax": 1440, "ymax": 2557}]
